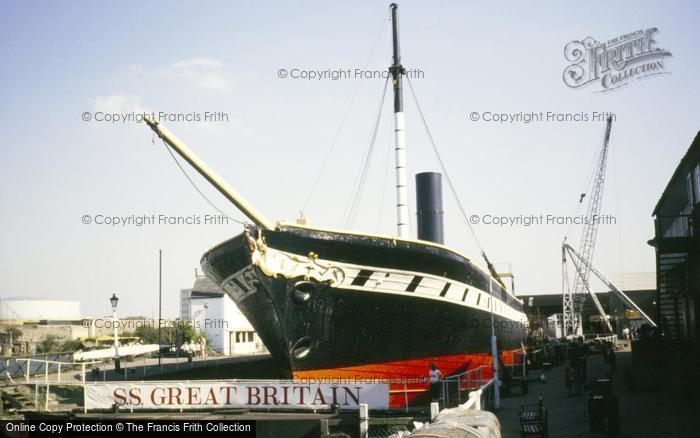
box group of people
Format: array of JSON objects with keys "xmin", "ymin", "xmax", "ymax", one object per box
[
  {"xmin": 622, "ymin": 323, "xmax": 657, "ymax": 341},
  {"xmin": 563, "ymin": 337, "xmax": 616, "ymax": 397}
]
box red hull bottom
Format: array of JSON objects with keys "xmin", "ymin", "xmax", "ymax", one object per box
[{"xmin": 294, "ymin": 348, "xmax": 524, "ymax": 408}]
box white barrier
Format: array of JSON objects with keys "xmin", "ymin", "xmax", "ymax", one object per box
[{"xmin": 73, "ymin": 344, "xmax": 160, "ymax": 361}]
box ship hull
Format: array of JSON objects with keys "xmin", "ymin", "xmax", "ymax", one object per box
[{"xmin": 201, "ymin": 224, "xmax": 528, "ymax": 406}]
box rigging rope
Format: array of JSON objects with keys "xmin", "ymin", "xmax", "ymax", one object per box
[
  {"xmin": 300, "ymin": 7, "xmax": 391, "ymax": 217},
  {"xmin": 159, "ymin": 138, "xmax": 246, "ymax": 226},
  {"xmin": 405, "ymin": 76, "xmax": 502, "ymax": 284},
  {"xmin": 376, "ymin": 129, "xmax": 393, "ymax": 232},
  {"xmin": 342, "ymin": 76, "xmax": 390, "ymax": 228}
]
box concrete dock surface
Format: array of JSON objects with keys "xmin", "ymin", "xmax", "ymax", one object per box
[{"xmin": 496, "ymin": 344, "xmax": 700, "ymax": 437}]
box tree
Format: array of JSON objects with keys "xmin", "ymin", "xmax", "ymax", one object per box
[
  {"xmin": 7, "ymin": 326, "xmax": 22, "ymax": 341},
  {"xmin": 60, "ymin": 339, "xmax": 84, "ymax": 353},
  {"xmin": 134, "ymin": 326, "xmax": 160, "ymax": 344},
  {"xmin": 36, "ymin": 335, "xmax": 59, "ymax": 353},
  {"xmin": 179, "ymin": 322, "xmax": 198, "ymax": 344}
]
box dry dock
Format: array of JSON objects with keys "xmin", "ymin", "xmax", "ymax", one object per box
[{"xmin": 496, "ymin": 342, "xmax": 700, "ymax": 437}]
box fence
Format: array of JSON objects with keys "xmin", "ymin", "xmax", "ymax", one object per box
[
  {"xmin": 590, "ymin": 334, "xmax": 618, "ymax": 344},
  {"xmin": 0, "ymin": 353, "xmax": 75, "ymax": 381},
  {"xmin": 13, "ymin": 358, "xmax": 102, "ymax": 385},
  {"xmin": 439, "ymin": 365, "xmax": 491, "ymax": 408}
]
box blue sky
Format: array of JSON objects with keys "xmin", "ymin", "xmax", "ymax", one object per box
[{"xmin": 1, "ymin": 0, "xmax": 698, "ymax": 318}]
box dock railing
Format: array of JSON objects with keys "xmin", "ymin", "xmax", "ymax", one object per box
[
  {"xmin": 592, "ymin": 334, "xmax": 618, "ymax": 345},
  {"xmin": 1, "ymin": 353, "xmax": 77, "ymax": 382},
  {"xmin": 457, "ymin": 377, "xmax": 495, "ymax": 411},
  {"xmin": 13, "ymin": 358, "xmax": 102, "ymax": 385},
  {"xmin": 360, "ymin": 377, "xmax": 497, "ymax": 438},
  {"xmin": 440, "ymin": 365, "xmax": 492, "ymax": 408}
]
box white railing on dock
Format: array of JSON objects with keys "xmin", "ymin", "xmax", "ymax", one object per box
[
  {"xmin": 593, "ymin": 334, "xmax": 618, "ymax": 344},
  {"xmin": 359, "ymin": 378, "xmax": 496, "ymax": 438},
  {"xmin": 442, "ymin": 367, "xmax": 496, "ymax": 410},
  {"xmin": 15, "ymin": 358, "xmax": 102, "ymax": 384},
  {"xmin": 441, "ymin": 365, "xmax": 490, "ymax": 407},
  {"xmin": 460, "ymin": 378, "xmax": 495, "ymax": 411},
  {"xmin": 387, "ymin": 362, "xmax": 506, "ymax": 411},
  {"xmin": 583, "ymin": 333, "xmax": 618, "ymax": 344}
]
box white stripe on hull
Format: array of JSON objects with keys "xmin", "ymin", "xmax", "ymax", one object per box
[
  {"xmin": 341, "ymin": 265, "xmax": 526, "ymax": 324},
  {"xmin": 246, "ymin": 244, "xmax": 528, "ymax": 326}
]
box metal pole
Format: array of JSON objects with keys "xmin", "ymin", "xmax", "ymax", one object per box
[
  {"xmin": 359, "ymin": 403, "xmax": 369, "ymax": 438},
  {"xmin": 457, "ymin": 375, "xmax": 461, "ymax": 404},
  {"xmin": 142, "ymin": 114, "xmax": 275, "ymax": 230},
  {"xmin": 490, "ymin": 278, "xmax": 500, "ymax": 409},
  {"xmin": 26, "ymin": 359, "xmax": 30, "ymax": 381},
  {"xmin": 390, "ymin": 3, "xmax": 409, "ymax": 238},
  {"xmin": 158, "ymin": 249, "xmax": 162, "ymax": 368},
  {"xmin": 444, "ymin": 380, "xmax": 448, "ymax": 407},
  {"xmin": 113, "ymin": 305, "xmax": 121, "ymax": 372},
  {"xmin": 404, "ymin": 382, "xmax": 408, "ymax": 413},
  {"xmin": 430, "ymin": 402, "xmax": 439, "ymax": 421}
]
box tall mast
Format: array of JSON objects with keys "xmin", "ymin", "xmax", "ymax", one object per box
[{"xmin": 390, "ymin": 3, "xmax": 410, "ymax": 238}]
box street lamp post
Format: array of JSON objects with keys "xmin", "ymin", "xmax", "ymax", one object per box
[{"xmin": 110, "ymin": 294, "xmax": 121, "ymax": 372}]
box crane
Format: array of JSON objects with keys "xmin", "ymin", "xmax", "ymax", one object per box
[
  {"xmin": 562, "ymin": 116, "xmax": 612, "ymax": 336},
  {"xmin": 564, "ymin": 243, "xmax": 657, "ymax": 328}
]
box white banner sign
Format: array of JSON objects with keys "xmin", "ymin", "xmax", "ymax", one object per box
[{"xmin": 85, "ymin": 381, "xmax": 389, "ymax": 410}]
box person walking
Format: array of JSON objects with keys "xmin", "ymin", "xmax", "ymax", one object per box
[
  {"xmin": 603, "ymin": 342, "xmax": 616, "ymax": 375},
  {"xmin": 579, "ymin": 336, "xmax": 589, "ymax": 385},
  {"xmin": 570, "ymin": 338, "xmax": 583, "ymax": 395},
  {"xmin": 564, "ymin": 366, "xmax": 574, "ymax": 397}
]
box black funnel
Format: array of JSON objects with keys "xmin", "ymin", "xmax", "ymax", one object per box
[{"xmin": 415, "ymin": 172, "xmax": 444, "ymax": 244}]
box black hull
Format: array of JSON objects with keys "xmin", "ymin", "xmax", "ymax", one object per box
[{"xmin": 201, "ymin": 224, "xmax": 527, "ymax": 376}]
